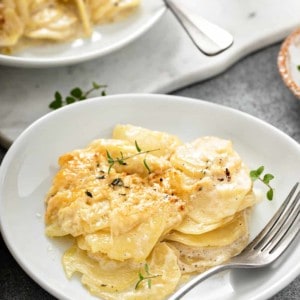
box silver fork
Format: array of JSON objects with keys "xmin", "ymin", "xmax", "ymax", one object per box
[
  {"xmin": 168, "ymin": 182, "xmax": 300, "ymax": 300},
  {"xmin": 164, "ymin": 0, "xmax": 234, "ymax": 56}
]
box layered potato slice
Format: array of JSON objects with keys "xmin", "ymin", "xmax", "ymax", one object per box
[
  {"xmin": 167, "ymin": 210, "xmax": 249, "ymax": 273},
  {"xmin": 174, "ymin": 191, "xmax": 257, "ymax": 235},
  {"xmin": 170, "ymin": 136, "xmax": 252, "ymax": 227},
  {"xmin": 174, "ymin": 214, "xmax": 234, "ymax": 235},
  {"xmin": 165, "ymin": 211, "xmax": 247, "ymax": 248},
  {"xmin": 24, "ymin": 0, "xmax": 79, "ymax": 40},
  {"xmin": 64, "ymin": 245, "xmax": 139, "ymax": 294},
  {"xmin": 76, "ymin": 213, "xmax": 166, "ymax": 262},
  {"xmin": 63, "ymin": 242, "xmax": 181, "ymax": 300}
]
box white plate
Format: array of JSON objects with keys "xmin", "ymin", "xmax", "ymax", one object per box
[
  {"xmin": 0, "ymin": 1, "xmax": 165, "ymax": 68},
  {"xmin": 0, "ymin": 94, "xmax": 299, "ymax": 300}
]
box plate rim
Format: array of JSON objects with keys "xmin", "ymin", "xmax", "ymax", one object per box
[{"xmin": 0, "ymin": 93, "xmax": 299, "ymax": 300}]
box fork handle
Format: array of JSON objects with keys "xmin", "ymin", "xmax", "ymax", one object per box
[
  {"xmin": 164, "ymin": 0, "xmax": 233, "ymax": 56},
  {"xmin": 168, "ymin": 264, "xmax": 229, "ymax": 300}
]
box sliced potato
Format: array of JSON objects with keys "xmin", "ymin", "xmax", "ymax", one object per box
[
  {"xmin": 25, "ymin": 1, "xmax": 78, "ymax": 40},
  {"xmin": 63, "ymin": 245, "xmax": 138, "ymax": 293},
  {"xmin": 168, "ymin": 210, "xmax": 249, "ymax": 273},
  {"xmin": 0, "ymin": 2, "xmax": 24, "ymax": 47},
  {"xmin": 77, "ymin": 213, "xmax": 166, "ymax": 262},
  {"xmin": 113, "ymin": 124, "xmax": 182, "ymax": 159},
  {"xmin": 165, "ymin": 211, "xmax": 247, "ymax": 247},
  {"xmin": 170, "ymin": 136, "xmax": 252, "ymax": 225},
  {"xmin": 174, "ymin": 214, "xmax": 234, "ymax": 235},
  {"xmin": 70, "ymin": 242, "xmax": 182, "ymax": 300}
]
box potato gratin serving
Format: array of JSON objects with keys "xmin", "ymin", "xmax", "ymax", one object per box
[
  {"xmin": 0, "ymin": 0, "xmax": 140, "ymax": 53},
  {"xmin": 45, "ymin": 124, "xmax": 258, "ymax": 300}
]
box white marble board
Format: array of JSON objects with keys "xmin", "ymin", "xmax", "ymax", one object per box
[{"xmin": 1, "ymin": 0, "xmax": 300, "ymax": 148}]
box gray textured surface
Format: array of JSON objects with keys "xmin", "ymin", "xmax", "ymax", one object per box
[{"xmin": 0, "ymin": 42, "xmax": 300, "ymax": 299}]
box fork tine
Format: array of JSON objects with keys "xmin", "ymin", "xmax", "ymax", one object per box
[
  {"xmin": 261, "ymin": 192, "xmax": 300, "ymax": 253},
  {"xmin": 266, "ymin": 195, "xmax": 300, "ymax": 254},
  {"xmin": 270, "ymin": 214, "xmax": 300, "ymax": 259},
  {"xmin": 256, "ymin": 189, "xmax": 300, "ymax": 251},
  {"xmin": 248, "ymin": 182, "xmax": 299, "ymax": 250}
]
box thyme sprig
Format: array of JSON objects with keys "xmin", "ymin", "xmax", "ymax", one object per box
[
  {"xmin": 49, "ymin": 82, "xmax": 107, "ymax": 110},
  {"xmin": 106, "ymin": 141, "xmax": 159, "ymax": 174},
  {"xmin": 250, "ymin": 166, "xmax": 275, "ymax": 200},
  {"xmin": 135, "ymin": 264, "xmax": 160, "ymax": 290}
]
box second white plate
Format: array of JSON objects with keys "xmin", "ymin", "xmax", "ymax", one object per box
[{"xmin": 0, "ymin": 0, "xmax": 165, "ymax": 68}]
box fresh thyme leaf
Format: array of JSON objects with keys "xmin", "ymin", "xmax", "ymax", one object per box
[
  {"xmin": 106, "ymin": 146, "xmax": 159, "ymax": 174},
  {"xmin": 249, "ymin": 171, "xmax": 258, "ymax": 181},
  {"xmin": 66, "ymin": 96, "xmax": 76, "ymax": 104},
  {"xmin": 134, "ymin": 264, "xmax": 160, "ymax": 290},
  {"xmin": 135, "ymin": 273, "xmax": 144, "ymax": 290},
  {"xmin": 70, "ymin": 87, "xmax": 84, "ymax": 99},
  {"xmin": 250, "ymin": 166, "xmax": 264, "ymax": 181},
  {"xmin": 263, "ymin": 174, "xmax": 274, "ymax": 185},
  {"xmin": 250, "ymin": 166, "xmax": 275, "ymax": 201},
  {"xmin": 92, "ymin": 82, "xmax": 107, "ymax": 89},
  {"xmin": 55, "ymin": 91, "xmax": 62, "ymax": 101},
  {"xmin": 49, "ymin": 82, "xmax": 107, "ymax": 110},
  {"xmin": 106, "ymin": 150, "xmax": 114, "ymax": 163},
  {"xmin": 116, "ymin": 152, "xmax": 127, "ymax": 165},
  {"xmin": 106, "ymin": 151, "xmax": 115, "ymax": 173},
  {"xmin": 49, "ymin": 91, "xmax": 63, "ymax": 109},
  {"xmin": 108, "ymin": 163, "xmax": 114, "ymax": 174},
  {"xmin": 117, "ymin": 159, "xmax": 127, "ymax": 165},
  {"xmin": 267, "ymin": 188, "xmax": 274, "ymax": 201},
  {"xmin": 135, "ymin": 140, "xmax": 142, "ymax": 152},
  {"xmin": 49, "ymin": 99, "xmax": 62, "ymax": 109},
  {"xmin": 144, "ymin": 263, "xmax": 150, "ymax": 275},
  {"xmin": 144, "ymin": 159, "xmax": 151, "ymax": 174},
  {"xmin": 92, "ymin": 82, "xmax": 100, "ymax": 89},
  {"xmin": 298, "ymin": 65, "xmax": 300, "ymax": 71}
]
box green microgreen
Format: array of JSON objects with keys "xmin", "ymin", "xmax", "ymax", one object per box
[
  {"xmin": 49, "ymin": 82, "xmax": 107, "ymax": 110},
  {"xmin": 135, "ymin": 264, "xmax": 160, "ymax": 290},
  {"xmin": 135, "ymin": 140, "xmax": 142, "ymax": 152},
  {"xmin": 143, "ymin": 159, "xmax": 151, "ymax": 174},
  {"xmin": 106, "ymin": 141, "xmax": 159, "ymax": 174},
  {"xmin": 250, "ymin": 166, "xmax": 275, "ymax": 200}
]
